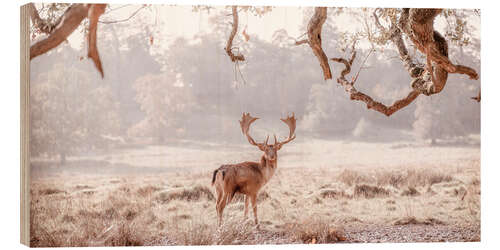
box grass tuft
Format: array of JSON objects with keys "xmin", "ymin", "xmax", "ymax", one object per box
[{"xmin": 353, "ymin": 184, "xmax": 390, "ymax": 198}]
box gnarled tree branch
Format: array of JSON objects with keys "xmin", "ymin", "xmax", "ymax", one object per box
[
  {"xmin": 29, "ymin": 4, "xmax": 107, "ymax": 78},
  {"xmin": 30, "ymin": 4, "xmax": 90, "ymax": 60},
  {"xmin": 302, "ymin": 7, "xmax": 332, "ymax": 80},
  {"xmin": 225, "ymin": 6, "xmax": 245, "ymax": 62},
  {"xmin": 399, "ymin": 8, "xmax": 479, "ymax": 96},
  {"xmin": 328, "ymin": 10, "xmax": 437, "ymax": 117},
  {"xmin": 294, "ymin": 39, "xmax": 309, "ymax": 45},
  {"xmin": 98, "ymin": 5, "xmax": 146, "ymax": 24},
  {"xmin": 87, "ymin": 4, "xmax": 107, "ymax": 78},
  {"xmin": 27, "ymin": 3, "xmax": 57, "ymax": 35},
  {"xmin": 331, "ymin": 46, "xmax": 421, "ymax": 117}
]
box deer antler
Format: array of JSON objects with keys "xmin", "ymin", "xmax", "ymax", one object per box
[
  {"xmin": 240, "ymin": 112, "xmax": 260, "ymax": 146},
  {"xmin": 277, "ymin": 113, "xmax": 297, "ymax": 147}
]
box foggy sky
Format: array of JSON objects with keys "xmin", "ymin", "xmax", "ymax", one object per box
[{"xmin": 29, "ymin": 5, "xmax": 481, "ymax": 151}]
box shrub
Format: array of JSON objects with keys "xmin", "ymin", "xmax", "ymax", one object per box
[
  {"xmin": 319, "ymin": 189, "xmax": 350, "ymax": 199},
  {"xmin": 337, "ymin": 169, "xmax": 373, "ymax": 186},
  {"xmin": 353, "ymin": 184, "xmax": 389, "ymax": 198},
  {"xmin": 137, "ymin": 185, "xmax": 162, "ymax": 197},
  {"xmin": 401, "ymin": 186, "xmax": 420, "ymax": 196},
  {"xmin": 155, "ymin": 185, "xmax": 214, "ymax": 203},
  {"xmin": 286, "ymin": 219, "xmax": 346, "ymax": 244}
]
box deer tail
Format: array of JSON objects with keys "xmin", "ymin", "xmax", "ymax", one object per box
[
  {"xmin": 211, "ymin": 168, "xmax": 226, "ymax": 186},
  {"xmin": 211, "ymin": 170, "xmax": 218, "ymax": 185}
]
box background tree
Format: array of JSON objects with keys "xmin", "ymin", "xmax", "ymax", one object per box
[
  {"xmin": 30, "ymin": 63, "xmax": 120, "ymax": 164},
  {"xmin": 128, "ymin": 72, "xmax": 196, "ymax": 143}
]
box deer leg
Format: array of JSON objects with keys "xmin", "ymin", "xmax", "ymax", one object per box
[
  {"xmin": 217, "ymin": 192, "xmax": 229, "ymax": 226},
  {"xmin": 244, "ymin": 195, "xmax": 249, "ymax": 219},
  {"xmin": 215, "ymin": 188, "xmax": 222, "ymax": 215},
  {"xmin": 250, "ymin": 194, "xmax": 258, "ymax": 225}
]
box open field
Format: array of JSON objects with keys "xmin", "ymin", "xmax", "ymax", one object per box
[{"xmin": 30, "ymin": 140, "xmax": 480, "ymax": 246}]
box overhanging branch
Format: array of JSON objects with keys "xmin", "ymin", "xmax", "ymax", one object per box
[
  {"xmin": 87, "ymin": 4, "xmax": 107, "ymax": 77},
  {"xmin": 302, "ymin": 7, "xmax": 332, "ymax": 80},
  {"xmin": 99, "ymin": 5, "xmax": 146, "ymax": 24},
  {"xmin": 331, "ymin": 46, "xmax": 421, "ymax": 117},
  {"xmin": 29, "ymin": 3, "xmax": 108, "ymax": 78},
  {"xmin": 225, "ymin": 6, "xmax": 245, "ymax": 62},
  {"xmin": 327, "ymin": 10, "xmax": 437, "ymax": 117},
  {"xmin": 30, "ymin": 4, "xmax": 89, "ymax": 60},
  {"xmin": 399, "ymin": 8, "xmax": 479, "ymax": 96},
  {"xmin": 27, "ymin": 3, "xmax": 57, "ymax": 35}
]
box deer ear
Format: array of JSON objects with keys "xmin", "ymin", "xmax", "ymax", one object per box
[{"xmin": 257, "ymin": 144, "xmax": 266, "ymax": 151}]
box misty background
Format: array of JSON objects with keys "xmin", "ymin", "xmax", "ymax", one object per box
[{"xmin": 28, "ymin": 6, "xmax": 480, "ymax": 168}]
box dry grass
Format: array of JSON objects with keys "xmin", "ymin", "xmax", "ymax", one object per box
[
  {"xmin": 286, "ymin": 218, "xmax": 346, "ymax": 244},
  {"xmin": 353, "ymin": 184, "xmax": 390, "ymax": 198},
  {"xmin": 401, "ymin": 186, "xmax": 420, "ymax": 196},
  {"xmin": 155, "ymin": 185, "xmax": 214, "ymax": 204},
  {"xmin": 393, "ymin": 216, "xmax": 445, "ymax": 226},
  {"xmin": 338, "ymin": 168, "xmax": 453, "ymax": 188},
  {"xmin": 30, "ymin": 156, "xmax": 480, "ymax": 246}
]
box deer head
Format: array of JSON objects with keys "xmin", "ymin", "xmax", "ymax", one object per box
[{"xmin": 239, "ymin": 112, "xmax": 296, "ymax": 161}]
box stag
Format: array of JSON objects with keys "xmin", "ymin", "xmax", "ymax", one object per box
[{"xmin": 211, "ymin": 112, "xmax": 296, "ymax": 226}]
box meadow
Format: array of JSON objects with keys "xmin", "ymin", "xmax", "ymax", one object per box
[{"xmin": 29, "ymin": 139, "xmax": 480, "ymax": 246}]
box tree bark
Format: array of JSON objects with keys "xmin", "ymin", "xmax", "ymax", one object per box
[
  {"xmin": 30, "ymin": 4, "xmax": 90, "ymax": 60},
  {"xmin": 27, "ymin": 3, "xmax": 57, "ymax": 35},
  {"xmin": 225, "ymin": 6, "xmax": 245, "ymax": 62},
  {"xmin": 87, "ymin": 4, "xmax": 107, "ymax": 77},
  {"xmin": 29, "ymin": 4, "xmax": 107, "ymax": 78},
  {"xmin": 328, "ymin": 8, "xmax": 480, "ymax": 117},
  {"xmin": 304, "ymin": 7, "xmax": 332, "ymax": 80},
  {"xmin": 331, "ymin": 50, "xmax": 421, "ymax": 117},
  {"xmin": 399, "ymin": 8, "xmax": 479, "ymax": 95}
]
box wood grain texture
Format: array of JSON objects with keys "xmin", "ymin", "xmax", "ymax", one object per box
[{"xmin": 20, "ymin": 3, "xmax": 31, "ymax": 246}]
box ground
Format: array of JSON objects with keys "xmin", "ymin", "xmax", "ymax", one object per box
[{"xmin": 29, "ymin": 139, "xmax": 480, "ymax": 246}]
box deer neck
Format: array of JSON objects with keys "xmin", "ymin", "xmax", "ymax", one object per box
[{"xmin": 260, "ymin": 155, "xmax": 277, "ymax": 183}]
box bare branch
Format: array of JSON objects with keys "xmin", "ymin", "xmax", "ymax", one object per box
[
  {"xmin": 27, "ymin": 3, "xmax": 56, "ymax": 35},
  {"xmin": 331, "ymin": 54, "xmax": 421, "ymax": 117},
  {"xmin": 327, "ymin": 12, "xmax": 431, "ymax": 117},
  {"xmin": 305, "ymin": 7, "xmax": 332, "ymax": 80},
  {"xmin": 87, "ymin": 4, "xmax": 107, "ymax": 78},
  {"xmin": 399, "ymin": 8, "xmax": 479, "ymax": 96},
  {"xmin": 372, "ymin": 8, "xmax": 387, "ymax": 33},
  {"xmin": 471, "ymin": 90, "xmax": 481, "ymax": 102},
  {"xmin": 99, "ymin": 5, "xmax": 146, "ymax": 24},
  {"xmin": 30, "ymin": 4, "xmax": 90, "ymax": 60},
  {"xmin": 235, "ymin": 61, "xmax": 247, "ymax": 85},
  {"xmin": 30, "ymin": 3, "xmax": 108, "ymax": 78},
  {"xmin": 352, "ymin": 47, "xmax": 374, "ymax": 84},
  {"xmin": 225, "ymin": 6, "xmax": 245, "ymax": 62},
  {"xmin": 294, "ymin": 39, "xmax": 309, "ymax": 46}
]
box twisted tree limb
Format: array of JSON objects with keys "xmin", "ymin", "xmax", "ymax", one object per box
[
  {"xmin": 27, "ymin": 3, "xmax": 58, "ymax": 35},
  {"xmin": 225, "ymin": 6, "xmax": 245, "ymax": 62},
  {"xmin": 328, "ymin": 10, "xmax": 435, "ymax": 117},
  {"xmin": 327, "ymin": 8, "xmax": 480, "ymax": 117},
  {"xmin": 399, "ymin": 8, "xmax": 479, "ymax": 95},
  {"xmin": 296, "ymin": 7, "xmax": 332, "ymax": 80},
  {"xmin": 87, "ymin": 4, "xmax": 107, "ymax": 77},
  {"xmin": 29, "ymin": 4, "xmax": 107, "ymax": 78},
  {"xmin": 331, "ymin": 45, "xmax": 421, "ymax": 117},
  {"xmin": 328, "ymin": 8, "xmax": 480, "ymax": 117},
  {"xmin": 30, "ymin": 4, "xmax": 90, "ymax": 60}
]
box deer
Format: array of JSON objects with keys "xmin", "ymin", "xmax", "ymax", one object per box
[{"xmin": 211, "ymin": 112, "xmax": 296, "ymax": 227}]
